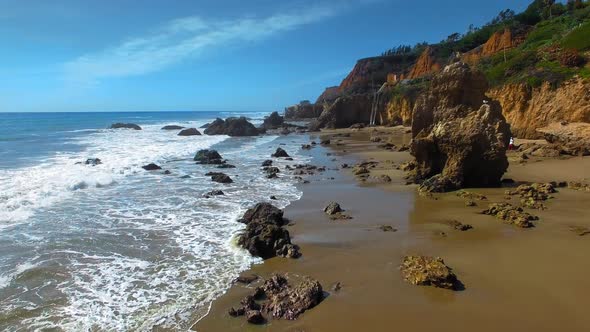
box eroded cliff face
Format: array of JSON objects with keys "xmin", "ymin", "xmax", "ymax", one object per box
[
  {"xmin": 316, "ymin": 86, "xmax": 341, "ymax": 104},
  {"xmin": 408, "ymin": 47, "xmax": 441, "ymax": 79},
  {"xmin": 462, "ymin": 28, "xmax": 528, "ymax": 65},
  {"xmin": 488, "ymin": 77, "xmax": 590, "ymax": 138},
  {"xmin": 337, "ymin": 55, "xmax": 417, "ymax": 95}
]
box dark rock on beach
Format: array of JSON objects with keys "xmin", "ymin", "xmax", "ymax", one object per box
[
  {"xmin": 204, "ymin": 117, "xmax": 260, "ymax": 136},
  {"xmin": 204, "ymin": 190, "xmax": 225, "ymax": 198},
  {"xmin": 194, "ymin": 149, "xmax": 224, "ymax": 165},
  {"xmin": 110, "ymin": 123, "xmax": 142, "ymax": 130},
  {"xmin": 482, "ymin": 203, "xmax": 538, "ymax": 228},
  {"xmin": 262, "ymin": 160, "xmax": 273, "ymax": 167},
  {"xmin": 261, "ymin": 111, "xmax": 284, "ymax": 130},
  {"xmin": 210, "ymin": 173, "xmax": 233, "ymax": 184},
  {"xmin": 142, "ymin": 163, "xmax": 162, "ymax": 171},
  {"xmin": 271, "ymin": 148, "xmax": 290, "ymax": 158},
  {"xmin": 178, "ymin": 128, "xmax": 201, "ymax": 136}
]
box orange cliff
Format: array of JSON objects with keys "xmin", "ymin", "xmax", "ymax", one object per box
[
  {"xmin": 407, "ymin": 47, "xmax": 441, "ymax": 79},
  {"xmin": 462, "ymin": 28, "xmax": 527, "ymax": 65}
]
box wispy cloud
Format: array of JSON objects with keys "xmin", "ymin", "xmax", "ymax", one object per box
[{"xmin": 63, "ymin": 5, "xmax": 340, "ymax": 83}]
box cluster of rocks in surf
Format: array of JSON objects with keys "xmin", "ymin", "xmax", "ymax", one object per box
[{"xmin": 228, "ymin": 273, "xmax": 324, "ymax": 324}]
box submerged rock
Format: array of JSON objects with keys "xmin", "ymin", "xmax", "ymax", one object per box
[
  {"xmin": 262, "ymin": 160, "xmax": 273, "ymax": 167},
  {"xmin": 271, "ymin": 148, "xmax": 290, "ymax": 158},
  {"xmin": 142, "ymin": 163, "xmax": 162, "ymax": 171},
  {"xmin": 194, "ymin": 149, "xmax": 224, "ymax": 165},
  {"xmin": 410, "ymin": 62, "xmax": 511, "ymax": 192},
  {"xmin": 84, "ymin": 158, "xmax": 102, "ymax": 166},
  {"xmin": 161, "ymin": 125, "xmax": 184, "ymax": 130},
  {"xmin": 210, "ymin": 173, "xmax": 233, "ymax": 184},
  {"xmin": 400, "ymin": 256, "xmax": 460, "ymax": 290},
  {"xmin": 204, "ymin": 190, "xmax": 225, "ymax": 198},
  {"xmin": 178, "ymin": 128, "xmax": 201, "ymax": 136},
  {"xmin": 110, "ymin": 123, "xmax": 142, "ymax": 130}
]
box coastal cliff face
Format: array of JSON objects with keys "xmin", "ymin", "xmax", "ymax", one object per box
[
  {"xmin": 285, "ymin": 102, "xmax": 324, "ymax": 119},
  {"xmin": 379, "ymin": 94, "xmax": 415, "ymax": 126},
  {"xmin": 408, "ymin": 47, "xmax": 441, "ymax": 79},
  {"xmin": 488, "ymin": 77, "xmax": 590, "ymax": 138},
  {"xmin": 462, "ymin": 28, "xmax": 527, "ymax": 65},
  {"xmin": 316, "ymin": 86, "xmax": 340, "ymax": 104},
  {"xmin": 311, "ymin": 94, "xmax": 373, "ymax": 129}
]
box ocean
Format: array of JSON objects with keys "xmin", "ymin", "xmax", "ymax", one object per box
[{"xmin": 0, "ymin": 111, "xmax": 307, "ymax": 331}]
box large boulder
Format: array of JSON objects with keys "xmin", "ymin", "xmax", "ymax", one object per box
[
  {"xmin": 237, "ymin": 203, "xmax": 300, "ymax": 259},
  {"xmin": 194, "ymin": 149, "xmax": 224, "ymax": 164},
  {"xmin": 204, "ymin": 117, "xmax": 260, "ymax": 136},
  {"xmin": 110, "ymin": 123, "xmax": 142, "ymax": 130},
  {"xmin": 310, "ymin": 94, "xmax": 373, "ymax": 130},
  {"xmin": 178, "ymin": 128, "xmax": 201, "ymax": 136},
  {"xmin": 400, "ymin": 256, "xmax": 460, "ymax": 290},
  {"xmin": 262, "ymin": 112, "xmax": 284, "ymax": 130},
  {"xmin": 410, "ymin": 62, "xmax": 511, "ymax": 192},
  {"xmin": 284, "ymin": 101, "xmax": 324, "ymax": 119}
]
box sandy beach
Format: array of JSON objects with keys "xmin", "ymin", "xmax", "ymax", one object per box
[{"xmin": 195, "ymin": 126, "xmax": 590, "ymax": 332}]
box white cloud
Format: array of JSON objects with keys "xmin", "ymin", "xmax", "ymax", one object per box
[{"xmin": 63, "ymin": 5, "xmax": 339, "ymax": 83}]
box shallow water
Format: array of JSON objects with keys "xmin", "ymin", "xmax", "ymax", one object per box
[{"xmin": 0, "ymin": 111, "xmax": 306, "ymax": 331}]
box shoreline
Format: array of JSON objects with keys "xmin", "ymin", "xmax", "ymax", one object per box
[{"xmin": 194, "ymin": 126, "xmax": 590, "ymax": 331}]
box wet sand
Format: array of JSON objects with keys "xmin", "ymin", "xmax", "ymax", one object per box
[{"xmin": 194, "ymin": 127, "xmax": 590, "ymax": 332}]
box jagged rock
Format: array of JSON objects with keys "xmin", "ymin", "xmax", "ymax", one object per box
[
  {"xmin": 142, "ymin": 163, "xmax": 161, "ymax": 170},
  {"xmin": 161, "ymin": 125, "xmax": 184, "ymax": 130},
  {"xmin": 482, "ymin": 203, "xmax": 538, "ymax": 228},
  {"xmin": 194, "ymin": 149, "xmax": 224, "ymax": 165},
  {"xmin": 272, "ymin": 148, "xmax": 290, "ymax": 158},
  {"xmin": 456, "ymin": 190, "xmax": 487, "ymax": 201},
  {"xmin": 537, "ymin": 122, "xmax": 590, "ymax": 156},
  {"xmin": 246, "ymin": 310, "xmax": 264, "ymax": 324},
  {"xmin": 204, "ymin": 190, "xmax": 224, "ymax": 198},
  {"xmin": 567, "ymin": 182, "xmax": 590, "ymax": 192},
  {"xmin": 211, "ymin": 173, "xmax": 233, "ymax": 184},
  {"xmin": 284, "ymin": 101, "xmax": 324, "ymax": 119},
  {"xmin": 324, "ymin": 202, "xmax": 343, "ymax": 215},
  {"xmin": 261, "ymin": 274, "xmax": 324, "ymax": 320},
  {"xmin": 178, "ymin": 128, "xmax": 201, "ymax": 136},
  {"xmin": 370, "ymin": 174, "xmax": 392, "ymax": 183},
  {"xmin": 400, "ymin": 256, "xmax": 460, "ymax": 290},
  {"xmin": 264, "ymin": 167, "xmax": 280, "ymax": 179},
  {"xmin": 313, "ymin": 94, "xmax": 373, "ymax": 129},
  {"xmin": 84, "ymin": 158, "xmax": 102, "ymax": 166},
  {"xmin": 204, "ymin": 117, "xmax": 260, "ymax": 136},
  {"xmin": 110, "ymin": 123, "xmax": 142, "ymax": 130},
  {"xmin": 505, "ymin": 183, "xmax": 556, "ymax": 209},
  {"xmin": 262, "ymin": 111, "xmax": 284, "ymax": 129},
  {"xmin": 411, "ymin": 62, "xmax": 511, "ymax": 192},
  {"xmin": 262, "ymin": 160, "xmax": 273, "ymax": 167},
  {"xmin": 353, "ymin": 166, "xmax": 370, "ymax": 176},
  {"xmin": 239, "ymin": 203, "xmax": 285, "ymax": 226}
]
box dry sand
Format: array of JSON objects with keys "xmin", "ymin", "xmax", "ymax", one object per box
[{"xmin": 194, "ymin": 127, "xmax": 590, "ymax": 332}]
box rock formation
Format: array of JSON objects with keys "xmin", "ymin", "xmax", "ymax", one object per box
[
  {"xmin": 316, "ymin": 86, "xmax": 341, "ymax": 104},
  {"xmin": 110, "ymin": 123, "xmax": 142, "ymax": 130},
  {"xmin": 284, "ymin": 101, "xmax": 324, "ymax": 119},
  {"xmin": 410, "ymin": 62, "xmax": 511, "ymax": 192},
  {"xmin": 407, "ymin": 47, "xmax": 441, "ymax": 79},
  {"xmin": 261, "ymin": 111, "xmax": 284, "ymax": 130},
  {"xmin": 178, "ymin": 128, "xmax": 201, "ymax": 136},
  {"xmin": 537, "ymin": 122, "xmax": 590, "ymax": 156},
  {"xmin": 204, "ymin": 117, "xmax": 260, "ymax": 136},
  {"xmin": 311, "ymin": 94, "xmax": 373, "ymax": 129},
  {"xmin": 488, "ymin": 78, "xmax": 590, "ymax": 138},
  {"xmin": 237, "ymin": 203, "xmax": 300, "ymax": 259},
  {"xmin": 161, "ymin": 125, "xmax": 184, "ymax": 130},
  {"xmin": 194, "ymin": 149, "xmax": 225, "ymax": 165},
  {"xmin": 400, "ymin": 256, "xmax": 460, "ymax": 290}
]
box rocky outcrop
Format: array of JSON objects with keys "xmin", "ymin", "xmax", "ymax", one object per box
[
  {"xmin": 400, "ymin": 256, "xmax": 460, "ymax": 290},
  {"xmin": 410, "ymin": 62, "xmax": 511, "ymax": 192},
  {"xmin": 284, "ymin": 102, "xmax": 324, "ymax": 119},
  {"xmin": 237, "ymin": 203, "xmax": 300, "ymax": 259},
  {"xmin": 271, "ymin": 148, "xmax": 289, "ymax": 158},
  {"xmin": 142, "ymin": 163, "xmax": 162, "ymax": 171},
  {"xmin": 338, "ymin": 55, "xmax": 417, "ymax": 94},
  {"xmin": 261, "ymin": 112, "xmax": 284, "ymax": 130},
  {"xmin": 110, "ymin": 123, "xmax": 142, "ymax": 130},
  {"xmin": 316, "ymin": 86, "xmax": 341, "ymax": 104},
  {"xmin": 379, "ymin": 92, "xmax": 416, "ymax": 126},
  {"xmin": 204, "ymin": 117, "xmax": 260, "ymax": 136},
  {"xmin": 210, "ymin": 173, "xmax": 233, "ymax": 184},
  {"xmin": 407, "ymin": 47, "xmax": 441, "ymax": 79},
  {"xmin": 482, "ymin": 203, "xmax": 538, "ymax": 228},
  {"xmin": 194, "ymin": 149, "xmax": 225, "ymax": 165},
  {"xmin": 488, "ymin": 77, "xmax": 590, "ymax": 138},
  {"xmin": 229, "ymin": 274, "xmax": 324, "ymax": 324},
  {"xmin": 537, "ymin": 122, "xmax": 590, "ymax": 156},
  {"xmin": 311, "ymin": 94, "xmax": 373, "ymax": 129},
  {"xmin": 178, "ymin": 128, "xmax": 201, "ymax": 136},
  {"xmin": 462, "ymin": 28, "xmax": 527, "ymax": 65}
]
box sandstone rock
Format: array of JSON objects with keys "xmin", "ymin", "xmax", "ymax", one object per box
[
  {"xmin": 537, "ymin": 122, "xmax": 590, "ymax": 156},
  {"xmin": 313, "ymin": 94, "xmax": 373, "ymax": 129},
  {"xmin": 408, "ymin": 46, "xmax": 441, "ymax": 79},
  {"xmin": 161, "ymin": 125, "xmax": 184, "ymax": 130},
  {"xmin": 482, "ymin": 203, "xmax": 538, "ymax": 228},
  {"xmin": 261, "ymin": 274, "xmax": 324, "ymax": 320},
  {"xmin": 110, "ymin": 123, "xmax": 142, "ymax": 130},
  {"xmin": 178, "ymin": 128, "xmax": 201, "ymax": 136},
  {"xmin": 142, "ymin": 163, "xmax": 161, "ymax": 171},
  {"xmin": 442, "ymin": 220, "xmax": 473, "ymax": 231},
  {"xmin": 204, "ymin": 117, "xmax": 260, "ymax": 136},
  {"xmin": 272, "ymin": 148, "xmax": 290, "ymax": 158},
  {"xmin": 194, "ymin": 149, "xmax": 224, "ymax": 165},
  {"xmin": 411, "ymin": 62, "xmax": 511, "ymax": 192},
  {"xmin": 400, "ymin": 256, "xmax": 459, "ymax": 290},
  {"xmin": 456, "ymin": 190, "xmax": 488, "ymax": 201}
]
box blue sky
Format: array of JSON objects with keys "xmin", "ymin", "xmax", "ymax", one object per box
[{"xmin": 0, "ymin": 0, "xmax": 533, "ymax": 112}]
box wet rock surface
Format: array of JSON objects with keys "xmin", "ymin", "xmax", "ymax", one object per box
[
  {"xmin": 161, "ymin": 125, "xmax": 184, "ymax": 130},
  {"xmin": 505, "ymin": 183, "xmax": 556, "ymax": 209},
  {"xmin": 194, "ymin": 149, "xmax": 225, "ymax": 165},
  {"xmin": 177, "ymin": 128, "xmax": 201, "ymax": 136},
  {"xmin": 142, "ymin": 163, "xmax": 162, "ymax": 171},
  {"xmin": 482, "ymin": 203, "xmax": 538, "ymax": 228},
  {"xmin": 272, "ymin": 148, "xmax": 290, "ymax": 158},
  {"xmin": 400, "ymin": 256, "xmax": 460, "ymax": 290},
  {"xmin": 110, "ymin": 123, "xmax": 142, "ymax": 130},
  {"xmin": 261, "ymin": 111, "xmax": 284, "ymax": 130},
  {"xmin": 237, "ymin": 203, "xmax": 300, "ymax": 259},
  {"xmin": 442, "ymin": 220, "xmax": 473, "ymax": 231},
  {"xmin": 204, "ymin": 117, "xmax": 260, "ymax": 136},
  {"xmin": 210, "ymin": 173, "xmax": 233, "ymax": 184}
]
